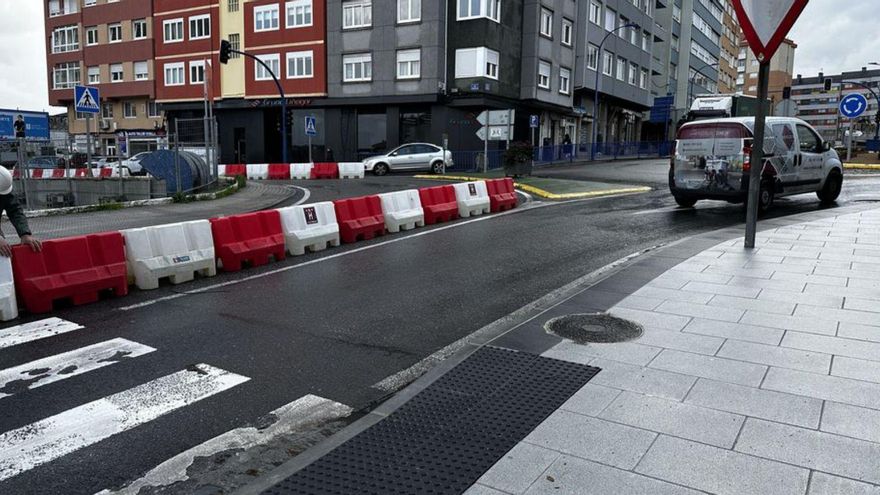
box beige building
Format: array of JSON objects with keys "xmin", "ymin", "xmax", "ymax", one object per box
[
  {"xmin": 718, "ymin": 0, "xmax": 741, "ymax": 94},
  {"xmin": 737, "ymin": 37, "xmax": 797, "ymax": 114}
]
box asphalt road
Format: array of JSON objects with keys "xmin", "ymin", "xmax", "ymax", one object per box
[{"xmin": 1, "ymin": 164, "xmax": 879, "ymax": 495}]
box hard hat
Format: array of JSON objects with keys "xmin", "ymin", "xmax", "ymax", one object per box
[{"xmin": 0, "ymin": 167, "xmax": 13, "ymax": 195}]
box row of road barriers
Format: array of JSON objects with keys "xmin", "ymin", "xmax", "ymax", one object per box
[
  {"xmin": 16, "ymin": 168, "xmax": 132, "ymax": 179},
  {"xmin": 0, "ymin": 178, "xmax": 517, "ymax": 320},
  {"xmin": 219, "ymin": 163, "xmax": 365, "ymax": 181}
]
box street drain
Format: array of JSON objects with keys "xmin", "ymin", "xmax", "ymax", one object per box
[{"xmin": 544, "ymin": 313, "xmax": 643, "ymax": 344}]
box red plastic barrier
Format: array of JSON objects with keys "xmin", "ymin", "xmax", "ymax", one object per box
[
  {"xmin": 51, "ymin": 169, "xmax": 65, "ymax": 178},
  {"xmin": 11, "ymin": 232, "xmax": 128, "ymax": 314},
  {"xmin": 75, "ymin": 168, "xmax": 89, "ymax": 178},
  {"xmin": 311, "ymin": 163, "xmax": 339, "ymax": 179},
  {"xmin": 486, "ymin": 178, "xmax": 517, "ymax": 212},
  {"xmin": 268, "ymin": 163, "xmax": 291, "ymax": 180},
  {"xmin": 100, "ymin": 168, "xmax": 113, "ymax": 178},
  {"xmin": 333, "ymin": 195, "xmax": 385, "ymax": 243},
  {"xmin": 210, "ymin": 210, "xmax": 286, "ymax": 272},
  {"xmin": 225, "ymin": 164, "xmax": 247, "ymax": 177},
  {"xmin": 31, "ymin": 169, "xmax": 44, "ymax": 179},
  {"xmin": 12, "ymin": 168, "xmax": 20, "ymax": 179},
  {"xmin": 418, "ymin": 185, "xmax": 460, "ymax": 225}
]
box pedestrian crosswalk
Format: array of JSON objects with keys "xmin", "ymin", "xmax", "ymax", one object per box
[{"xmin": 0, "ymin": 317, "xmax": 250, "ymax": 485}]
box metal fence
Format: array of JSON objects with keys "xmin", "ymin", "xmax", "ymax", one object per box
[{"xmin": 170, "ymin": 116, "xmax": 220, "ymax": 194}]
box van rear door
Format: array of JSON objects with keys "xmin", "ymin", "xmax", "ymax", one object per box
[{"xmin": 673, "ymin": 123, "xmax": 751, "ymax": 193}]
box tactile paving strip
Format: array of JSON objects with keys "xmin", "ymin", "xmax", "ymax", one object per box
[{"xmin": 262, "ymin": 346, "xmax": 600, "ymax": 495}]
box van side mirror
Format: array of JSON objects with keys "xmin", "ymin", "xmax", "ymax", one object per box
[{"xmin": 822, "ymin": 141, "xmax": 832, "ymax": 152}]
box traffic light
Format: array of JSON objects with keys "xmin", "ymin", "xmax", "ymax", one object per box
[
  {"xmin": 220, "ymin": 40, "xmax": 232, "ymax": 65},
  {"xmin": 824, "ymin": 78, "xmax": 833, "ymax": 91}
]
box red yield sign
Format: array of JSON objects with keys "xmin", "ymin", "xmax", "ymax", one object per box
[{"xmin": 732, "ymin": 0, "xmax": 809, "ymax": 62}]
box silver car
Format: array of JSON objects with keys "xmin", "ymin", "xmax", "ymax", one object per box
[{"xmin": 363, "ymin": 143, "xmax": 453, "ymax": 176}]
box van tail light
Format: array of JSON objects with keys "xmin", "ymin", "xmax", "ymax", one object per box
[
  {"xmin": 742, "ymin": 145, "xmax": 752, "ymax": 172},
  {"xmin": 669, "ymin": 141, "xmax": 677, "ymax": 172}
]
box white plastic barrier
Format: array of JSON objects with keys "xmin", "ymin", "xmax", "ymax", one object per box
[
  {"xmin": 338, "ymin": 162, "xmax": 365, "ymax": 179},
  {"xmin": 291, "ymin": 163, "xmax": 314, "ymax": 180},
  {"xmin": 379, "ymin": 190, "xmax": 424, "ymax": 233},
  {"xmin": 217, "ymin": 164, "xmax": 227, "ymax": 177},
  {"xmin": 92, "ymin": 168, "xmax": 102, "ymax": 178},
  {"xmin": 278, "ymin": 202, "xmax": 340, "ymax": 256},
  {"xmin": 247, "ymin": 164, "xmax": 269, "ymax": 180},
  {"xmin": 453, "ymin": 181, "xmax": 491, "ymax": 218},
  {"xmin": 121, "ymin": 220, "xmax": 217, "ymax": 290},
  {"xmin": 110, "ymin": 167, "xmax": 131, "ymax": 178},
  {"xmin": 0, "ymin": 257, "xmax": 18, "ymax": 321}
]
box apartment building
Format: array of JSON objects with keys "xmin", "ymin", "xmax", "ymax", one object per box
[
  {"xmin": 792, "ymin": 68, "xmax": 880, "ymax": 143},
  {"xmin": 717, "ymin": 0, "xmax": 739, "ymax": 94},
  {"xmin": 736, "ymin": 38, "xmax": 796, "ymax": 115},
  {"xmin": 44, "ymin": 0, "xmax": 165, "ymax": 156}
]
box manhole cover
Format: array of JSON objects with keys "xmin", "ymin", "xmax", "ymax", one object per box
[{"xmin": 544, "ymin": 313, "xmax": 643, "ymax": 344}]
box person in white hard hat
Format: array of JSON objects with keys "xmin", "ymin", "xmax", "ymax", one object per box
[{"xmin": 0, "ymin": 166, "xmax": 41, "ymax": 257}]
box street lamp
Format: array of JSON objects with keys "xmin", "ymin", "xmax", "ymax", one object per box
[
  {"xmin": 688, "ymin": 61, "xmax": 719, "ymax": 109},
  {"xmin": 592, "ymin": 23, "xmax": 640, "ymax": 161}
]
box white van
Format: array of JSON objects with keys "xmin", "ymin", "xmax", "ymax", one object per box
[{"xmin": 669, "ymin": 117, "xmax": 843, "ymax": 212}]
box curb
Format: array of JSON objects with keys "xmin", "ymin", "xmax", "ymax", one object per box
[
  {"xmin": 844, "ymin": 164, "xmax": 880, "ymax": 170},
  {"xmin": 411, "ymin": 174, "xmax": 653, "ymax": 200}
]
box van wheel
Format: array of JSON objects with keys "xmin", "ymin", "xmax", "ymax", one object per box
[
  {"xmin": 817, "ymin": 170, "xmax": 842, "ymax": 204},
  {"xmin": 758, "ymin": 181, "xmax": 775, "ymax": 214},
  {"xmin": 674, "ymin": 196, "xmax": 697, "ymax": 208}
]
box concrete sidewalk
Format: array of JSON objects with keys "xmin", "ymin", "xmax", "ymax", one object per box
[{"xmin": 468, "ymin": 208, "xmax": 880, "ymax": 495}]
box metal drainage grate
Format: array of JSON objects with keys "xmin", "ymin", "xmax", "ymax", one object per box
[
  {"xmin": 544, "ymin": 313, "xmax": 643, "ymax": 344},
  {"xmin": 262, "ymin": 346, "xmax": 600, "ymax": 495}
]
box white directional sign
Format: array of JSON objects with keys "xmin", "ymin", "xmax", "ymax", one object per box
[
  {"xmin": 476, "ymin": 126, "xmax": 510, "ymax": 141},
  {"xmin": 733, "ymin": 0, "xmax": 809, "ymax": 62},
  {"xmin": 476, "ymin": 110, "xmax": 514, "ymax": 126}
]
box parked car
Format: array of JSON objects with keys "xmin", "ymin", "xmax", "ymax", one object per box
[
  {"xmin": 669, "ymin": 117, "xmax": 843, "ymax": 212},
  {"xmin": 121, "ymin": 152, "xmax": 150, "ymax": 175},
  {"xmin": 363, "ymin": 143, "xmax": 454, "ymax": 176},
  {"xmin": 27, "ymin": 156, "xmax": 66, "ymax": 169}
]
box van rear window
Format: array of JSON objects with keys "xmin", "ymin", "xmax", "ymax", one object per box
[{"xmin": 678, "ymin": 124, "xmax": 750, "ymax": 140}]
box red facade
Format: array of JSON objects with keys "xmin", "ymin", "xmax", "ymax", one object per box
[{"xmin": 152, "ymin": 2, "xmax": 221, "ymax": 102}]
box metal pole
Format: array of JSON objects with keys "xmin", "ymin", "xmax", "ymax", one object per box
[
  {"xmin": 308, "ymin": 135, "xmax": 312, "ymax": 163},
  {"xmin": 232, "ymin": 50, "xmax": 287, "ymax": 162},
  {"xmin": 17, "ymin": 138, "xmax": 30, "ymax": 211},
  {"xmin": 86, "ymin": 114, "xmax": 93, "ymax": 178},
  {"xmin": 591, "ymin": 24, "xmax": 637, "ymax": 162},
  {"xmin": 847, "ymin": 124, "xmax": 853, "ymax": 162},
  {"xmin": 745, "ymin": 61, "xmax": 771, "ymax": 249},
  {"xmin": 483, "ymin": 108, "xmax": 489, "ymax": 173},
  {"xmin": 506, "ymin": 109, "xmax": 512, "ymax": 150},
  {"xmin": 173, "ymin": 123, "xmax": 181, "ymax": 194}
]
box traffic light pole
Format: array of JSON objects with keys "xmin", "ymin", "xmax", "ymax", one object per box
[{"xmin": 228, "ymin": 48, "xmax": 288, "ymax": 163}]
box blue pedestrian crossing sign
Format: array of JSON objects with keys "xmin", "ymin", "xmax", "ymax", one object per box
[
  {"xmin": 74, "ymin": 85, "xmax": 100, "ymax": 114},
  {"xmin": 839, "ymin": 93, "xmax": 868, "ymax": 119},
  {"xmin": 529, "ymin": 115, "xmax": 539, "ymax": 128},
  {"xmin": 305, "ymin": 116, "xmax": 317, "ymax": 136}
]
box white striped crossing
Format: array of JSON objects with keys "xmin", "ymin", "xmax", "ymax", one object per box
[
  {"xmin": 0, "ymin": 338, "xmax": 156, "ymax": 399},
  {"xmin": 0, "ymin": 318, "xmax": 84, "ymax": 350},
  {"xmin": 0, "ymin": 363, "xmax": 250, "ymax": 482}
]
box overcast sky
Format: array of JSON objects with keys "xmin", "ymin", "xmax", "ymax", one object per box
[{"xmin": 0, "ymin": 0, "xmax": 875, "ymax": 114}]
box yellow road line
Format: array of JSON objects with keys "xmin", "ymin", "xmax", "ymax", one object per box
[
  {"xmin": 412, "ymin": 175, "xmax": 652, "ymax": 200},
  {"xmin": 844, "ymin": 164, "xmax": 880, "ymax": 170}
]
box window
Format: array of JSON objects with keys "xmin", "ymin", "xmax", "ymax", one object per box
[
  {"xmin": 86, "ymin": 26, "xmax": 98, "ymax": 46},
  {"xmin": 587, "ymin": 44, "xmax": 599, "ymax": 71},
  {"xmin": 616, "ymin": 56, "xmax": 626, "ymax": 81},
  {"xmin": 630, "ymin": 25, "xmax": 639, "ymax": 45},
  {"xmin": 229, "ymin": 33, "xmax": 241, "ymax": 58},
  {"xmin": 398, "ymin": 0, "xmax": 420, "ymax": 23},
  {"xmin": 148, "ymin": 101, "xmax": 160, "ymax": 118},
  {"xmin": 602, "ymin": 51, "xmax": 613, "ymax": 76},
  {"xmin": 123, "ymin": 101, "xmax": 137, "ymax": 119},
  {"xmin": 642, "ymin": 31, "xmax": 651, "ymax": 51},
  {"xmin": 52, "ymin": 25, "xmax": 79, "ymax": 53},
  {"xmin": 255, "ymin": 54, "xmax": 280, "ymax": 80},
  {"xmin": 84, "ymin": 0, "xmax": 96, "ymax": 6},
  {"xmin": 254, "ymin": 4, "xmax": 280, "ymax": 31},
  {"xmin": 559, "ymin": 67, "xmax": 571, "ymax": 95},
  {"xmin": 135, "ymin": 61, "xmax": 148, "ymax": 80},
  {"xmin": 538, "ymin": 61, "xmax": 551, "ymax": 89},
  {"xmin": 797, "ymin": 125, "xmax": 822, "ymax": 152},
  {"xmin": 693, "ymin": 13, "xmax": 720, "ymax": 45},
  {"xmin": 108, "ymin": 23, "xmax": 122, "ymax": 43},
  {"xmin": 457, "ymin": 0, "xmax": 500, "ymax": 22},
  {"xmin": 286, "ymin": 50, "xmax": 314, "ymax": 78},
  {"xmin": 286, "ymin": 0, "xmax": 312, "ymax": 27},
  {"xmin": 228, "ymin": 0, "xmax": 239, "ymax": 12},
  {"xmin": 540, "ymin": 8, "xmax": 553, "ymax": 38},
  {"xmin": 189, "ymin": 14, "xmax": 211, "ymax": 40},
  {"xmin": 102, "ymin": 102, "xmax": 113, "ymax": 119},
  {"xmin": 164, "ymin": 19, "xmax": 183, "ymax": 42},
  {"xmin": 454, "ymin": 47, "xmax": 499, "ymax": 79},
  {"xmin": 133, "ymin": 19, "xmax": 147, "ymax": 39},
  {"xmin": 640, "ymin": 68, "xmax": 648, "ymax": 89},
  {"xmin": 396, "ymin": 49, "xmax": 420, "ymax": 79},
  {"xmin": 343, "ymin": 0, "xmax": 372, "ymax": 29},
  {"xmin": 672, "ymin": 4, "xmax": 681, "ymax": 23},
  {"xmin": 561, "ymin": 19, "xmax": 572, "ymax": 46},
  {"xmin": 619, "ymin": 16, "xmax": 628, "ymax": 38},
  {"xmin": 87, "ymin": 66, "xmax": 100, "ymax": 84},
  {"xmin": 605, "ymin": 8, "xmax": 616, "ymax": 31},
  {"xmin": 164, "ymin": 62, "xmax": 185, "ymax": 86},
  {"xmin": 190, "ymin": 60, "xmax": 205, "ymax": 84},
  {"xmin": 343, "ymin": 53, "xmax": 372, "ymax": 82},
  {"xmin": 110, "ymin": 63, "xmax": 123, "ymax": 82},
  {"xmin": 629, "ymin": 62, "xmax": 638, "ymax": 85},
  {"xmin": 589, "ymin": 1, "xmax": 601, "ymax": 24}
]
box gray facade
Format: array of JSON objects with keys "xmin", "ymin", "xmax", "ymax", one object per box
[{"xmin": 519, "ymin": 0, "xmax": 577, "ymax": 109}]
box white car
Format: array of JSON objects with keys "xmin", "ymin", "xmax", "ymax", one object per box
[
  {"xmin": 670, "ymin": 117, "xmax": 843, "ymax": 212},
  {"xmin": 363, "ymin": 143, "xmax": 454, "ymax": 176},
  {"xmin": 121, "ymin": 152, "xmax": 150, "ymax": 175}
]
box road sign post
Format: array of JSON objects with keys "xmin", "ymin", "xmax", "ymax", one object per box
[
  {"xmin": 839, "ymin": 93, "xmax": 868, "ymax": 162},
  {"xmin": 305, "ymin": 116, "xmax": 317, "ymax": 163},
  {"xmin": 75, "ymin": 85, "xmax": 100, "ymax": 179},
  {"xmin": 733, "ymin": 0, "xmax": 809, "ymax": 249}
]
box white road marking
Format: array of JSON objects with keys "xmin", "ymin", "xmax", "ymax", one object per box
[
  {"xmin": 0, "ymin": 364, "xmax": 249, "ymax": 482},
  {"xmin": 289, "ymin": 185, "xmax": 311, "ymax": 206},
  {"xmin": 0, "ymin": 318, "xmax": 84, "ymax": 350},
  {"xmin": 95, "ymin": 394, "xmax": 352, "ymax": 495},
  {"xmin": 0, "ymin": 338, "xmax": 156, "ymax": 399}
]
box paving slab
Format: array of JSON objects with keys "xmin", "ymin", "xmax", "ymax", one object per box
[
  {"xmin": 683, "ymin": 378, "xmax": 822, "ymax": 428},
  {"xmin": 525, "ymin": 455, "xmax": 703, "ymax": 495}
]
